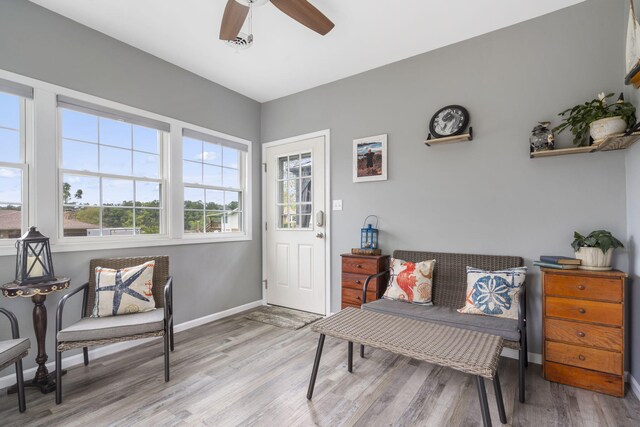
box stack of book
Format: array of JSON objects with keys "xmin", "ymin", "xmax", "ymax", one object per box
[
  {"xmin": 534, "ymin": 255, "xmax": 581, "ymax": 269},
  {"xmin": 351, "ymin": 248, "xmax": 382, "ymax": 256}
]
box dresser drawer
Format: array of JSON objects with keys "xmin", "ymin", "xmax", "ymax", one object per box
[
  {"xmin": 544, "ymin": 361, "xmax": 624, "ymax": 397},
  {"xmin": 545, "ymin": 318, "xmax": 622, "ymax": 350},
  {"xmin": 342, "ymin": 272, "xmax": 386, "ymax": 293},
  {"xmin": 545, "ymin": 341, "xmax": 622, "ymax": 375},
  {"xmin": 545, "ymin": 296, "xmax": 622, "ymax": 326},
  {"xmin": 545, "ymin": 274, "xmax": 622, "ymax": 302},
  {"xmin": 342, "ymin": 257, "xmax": 380, "ymax": 275},
  {"xmin": 342, "ymin": 287, "xmax": 377, "ymax": 307}
]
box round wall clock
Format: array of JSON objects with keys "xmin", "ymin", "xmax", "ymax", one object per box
[{"xmin": 429, "ymin": 105, "xmax": 470, "ymax": 138}]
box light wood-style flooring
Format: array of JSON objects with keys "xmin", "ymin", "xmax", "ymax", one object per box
[{"xmin": 1, "ymin": 310, "xmax": 640, "ymax": 426}]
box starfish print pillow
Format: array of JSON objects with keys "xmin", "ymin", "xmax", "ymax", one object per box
[
  {"xmin": 91, "ymin": 261, "xmax": 156, "ymax": 317},
  {"xmin": 382, "ymin": 258, "xmax": 436, "ymax": 304},
  {"xmin": 458, "ymin": 266, "xmax": 527, "ymax": 319}
]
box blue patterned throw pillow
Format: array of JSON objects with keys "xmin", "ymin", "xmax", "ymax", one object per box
[{"xmin": 458, "ymin": 266, "xmax": 527, "ymax": 319}]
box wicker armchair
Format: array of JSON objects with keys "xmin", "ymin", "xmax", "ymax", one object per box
[
  {"xmin": 54, "ymin": 256, "xmax": 174, "ymax": 404},
  {"xmin": 0, "ymin": 307, "xmax": 29, "ymax": 412}
]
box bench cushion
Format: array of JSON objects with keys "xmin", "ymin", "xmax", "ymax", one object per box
[
  {"xmin": 362, "ymin": 298, "xmax": 520, "ymax": 342},
  {"xmin": 57, "ymin": 309, "xmax": 164, "ymax": 342},
  {"xmin": 0, "ymin": 338, "xmax": 30, "ymax": 369}
]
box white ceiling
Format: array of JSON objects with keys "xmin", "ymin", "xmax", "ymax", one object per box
[{"xmin": 30, "ymin": 0, "xmax": 585, "ymax": 102}]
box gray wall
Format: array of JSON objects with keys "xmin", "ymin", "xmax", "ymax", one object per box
[
  {"xmin": 627, "ymin": 0, "xmax": 640, "ymax": 389},
  {"xmin": 0, "ymin": 0, "xmax": 262, "ymax": 371},
  {"xmin": 261, "ymin": 0, "xmax": 628, "ymax": 356}
]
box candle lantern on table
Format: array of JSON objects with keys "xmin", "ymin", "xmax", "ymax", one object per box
[
  {"xmin": 360, "ymin": 215, "xmax": 379, "ymax": 250},
  {"xmin": 1, "ymin": 227, "xmax": 69, "ymax": 394},
  {"xmin": 14, "ymin": 226, "xmax": 55, "ymax": 285}
]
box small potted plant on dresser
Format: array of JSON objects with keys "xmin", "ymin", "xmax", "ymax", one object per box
[{"xmin": 571, "ymin": 230, "xmax": 624, "ymax": 270}]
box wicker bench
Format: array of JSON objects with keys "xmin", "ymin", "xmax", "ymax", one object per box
[
  {"xmin": 361, "ymin": 250, "xmax": 528, "ymax": 403},
  {"xmin": 307, "ymin": 308, "xmax": 506, "ymax": 427}
]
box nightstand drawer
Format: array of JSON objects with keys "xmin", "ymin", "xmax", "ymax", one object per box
[
  {"xmin": 342, "ymin": 288, "xmax": 377, "ymax": 307},
  {"xmin": 545, "ymin": 318, "xmax": 622, "ymax": 350},
  {"xmin": 545, "ymin": 296, "xmax": 622, "ymax": 326},
  {"xmin": 342, "ymin": 257, "xmax": 379, "ymax": 275},
  {"xmin": 545, "ymin": 341, "xmax": 622, "ymax": 375},
  {"xmin": 342, "ymin": 272, "xmax": 386, "ymax": 293},
  {"xmin": 545, "ymin": 274, "xmax": 622, "ymax": 302}
]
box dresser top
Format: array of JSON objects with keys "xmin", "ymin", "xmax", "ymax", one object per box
[
  {"xmin": 341, "ymin": 253, "xmax": 389, "ymax": 259},
  {"xmin": 540, "ymin": 268, "xmax": 627, "ymax": 278}
]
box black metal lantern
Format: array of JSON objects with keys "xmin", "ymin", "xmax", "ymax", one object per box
[
  {"xmin": 14, "ymin": 226, "xmax": 55, "ymax": 285},
  {"xmin": 360, "ymin": 215, "xmax": 379, "ymax": 250}
]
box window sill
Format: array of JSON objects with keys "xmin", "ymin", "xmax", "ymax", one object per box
[{"xmin": 0, "ymin": 233, "xmax": 252, "ymax": 257}]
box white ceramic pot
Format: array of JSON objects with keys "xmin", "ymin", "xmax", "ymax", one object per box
[
  {"xmin": 574, "ymin": 247, "xmax": 613, "ymax": 271},
  {"xmin": 589, "ymin": 116, "xmax": 627, "ymax": 141}
]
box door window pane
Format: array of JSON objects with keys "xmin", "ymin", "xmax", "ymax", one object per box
[{"xmin": 276, "ymin": 152, "xmax": 311, "ymax": 229}]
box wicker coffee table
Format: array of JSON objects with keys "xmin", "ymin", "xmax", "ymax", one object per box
[{"xmin": 307, "ymin": 307, "xmax": 506, "ymax": 427}]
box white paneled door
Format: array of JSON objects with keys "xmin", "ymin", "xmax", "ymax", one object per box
[{"xmin": 265, "ymin": 136, "xmax": 326, "ymax": 315}]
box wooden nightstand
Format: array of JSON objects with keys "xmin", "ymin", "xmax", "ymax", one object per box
[
  {"xmin": 541, "ymin": 268, "xmax": 627, "ymax": 397},
  {"xmin": 340, "ymin": 254, "xmax": 389, "ymax": 309}
]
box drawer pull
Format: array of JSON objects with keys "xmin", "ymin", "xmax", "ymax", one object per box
[
  {"xmin": 578, "ymin": 308, "xmax": 586, "ymax": 314},
  {"xmin": 577, "ymin": 284, "xmax": 586, "ymax": 290},
  {"xmin": 356, "ymin": 264, "xmax": 362, "ymax": 268},
  {"xmin": 355, "ymin": 280, "xmax": 361, "ymax": 285},
  {"xmin": 576, "ymin": 331, "xmax": 586, "ymax": 338},
  {"xmin": 578, "ymin": 355, "xmax": 586, "ymax": 361}
]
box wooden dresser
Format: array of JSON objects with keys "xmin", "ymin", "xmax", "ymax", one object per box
[
  {"xmin": 541, "ymin": 268, "xmax": 627, "ymax": 397},
  {"xmin": 341, "ymin": 254, "xmax": 389, "ymax": 309}
]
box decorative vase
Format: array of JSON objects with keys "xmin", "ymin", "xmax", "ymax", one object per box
[
  {"xmin": 589, "ymin": 116, "xmax": 627, "ymax": 141},
  {"xmin": 574, "ymin": 247, "xmax": 613, "ymax": 271}
]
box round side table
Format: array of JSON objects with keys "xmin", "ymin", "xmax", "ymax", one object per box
[{"xmin": 1, "ymin": 277, "xmax": 70, "ymax": 394}]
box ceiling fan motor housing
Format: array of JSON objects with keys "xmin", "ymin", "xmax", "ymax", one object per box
[
  {"xmin": 225, "ymin": 32, "xmax": 254, "ymax": 50},
  {"xmin": 235, "ymin": 0, "xmax": 269, "ymax": 7}
]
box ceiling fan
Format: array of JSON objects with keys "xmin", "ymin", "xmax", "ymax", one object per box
[{"xmin": 220, "ymin": 0, "xmax": 334, "ymax": 48}]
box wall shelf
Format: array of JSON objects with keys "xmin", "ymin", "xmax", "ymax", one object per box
[
  {"xmin": 530, "ymin": 131, "xmax": 640, "ymax": 158},
  {"xmin": 425, "ymin": 127, "xmax": 473, "ymax": 146}
]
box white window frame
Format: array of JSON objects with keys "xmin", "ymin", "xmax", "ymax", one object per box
[
  {"xmin": 0, "ymin": 88, "xmax": 32, "ymax": 248},
  {"xmin": 0, "ymin": 69, "xmax": 253, "ymax": 256},
  {"xmin": 182, "ymin": 130, "xmax": 248, "ymax": 238}
]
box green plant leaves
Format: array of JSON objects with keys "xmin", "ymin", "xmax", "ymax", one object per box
[{"xmin": 571, "ymin": 230, "xmax": 624, "ymax": 253}]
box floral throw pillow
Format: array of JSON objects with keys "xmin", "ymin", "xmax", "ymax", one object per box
[
  {"xmin": 91, "ymin": 261, "xmax": 156, "ymax": 318},
  {"xmin": 382, "ymin": 258, "xmax": 436, "ymax": 304},
  {"xmin": 458, "ymin": 266, "xmax": 527, "ymax": 319}
]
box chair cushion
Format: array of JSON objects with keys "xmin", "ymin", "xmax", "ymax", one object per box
[
  {"xmin": 362, "ymin": 298, "xmax": 520, "ymax": 342},
  {"xmin": 58, "ymin": 310, "xmax": 164, "ymax": 342},
  {"xmin": 0, "ymin": 338, "xmax": 30, "ymax": 368},
  {"xmin": 92, "ymin": 260, "xmax": 157, "ymax": 318}
]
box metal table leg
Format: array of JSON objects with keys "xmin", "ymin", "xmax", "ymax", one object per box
[
  {"xmin": 307, "ymin": 334, "xmax": 325, "ymax": 400},
  {"xmin": 348, "ymin": 341, "xmax": 353, "ymax": 373},
  {"xmin": 476, "ymin": 376, "xmax": 492, "ymax": 427}
]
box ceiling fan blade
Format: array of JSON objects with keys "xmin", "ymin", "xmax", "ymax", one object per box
[
  {"xmin": 220, "ymin": 0, "xmax": 250, "ymax": 40},
  {"xmin": 271, "ymin": 0, "xmax": 335, "ymax": 36}
]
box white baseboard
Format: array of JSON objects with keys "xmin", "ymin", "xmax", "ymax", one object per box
[
  {"xmin": 0, "ymin": 300, "xmax": 264, "ymax": 390},
  {"xmin": 630, "ymin": 373, "xmax": 640, "ymax": 399}
]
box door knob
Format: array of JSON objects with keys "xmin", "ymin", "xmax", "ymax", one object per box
[{"xmin": 316, "ymin": 232, "xmax": 324, "ymax": 238}]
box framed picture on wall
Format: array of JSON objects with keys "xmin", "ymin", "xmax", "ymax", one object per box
[{"xmin": 353, "ymin": 134, "xmax": 387, "ymax": 183}]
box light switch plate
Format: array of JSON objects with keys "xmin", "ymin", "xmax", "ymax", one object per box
[{"xmin": 332, "ymin": 200, "xmax": 343, "ymax": 211}]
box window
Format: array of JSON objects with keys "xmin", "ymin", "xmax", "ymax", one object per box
[
  {"xmin": 182, "ymin": 129, "xmax": 247, "ymax": 234},
  {"xmin": 277, "ymin": 152, "xmax": 312, "ymax": 229},
  {"xmin": 0, "ymin": 79, "xmax": 31, "ymax": 240},
  {"xmin": 58, "ymin": 96, "xmax": 169, "ymax": 238}
]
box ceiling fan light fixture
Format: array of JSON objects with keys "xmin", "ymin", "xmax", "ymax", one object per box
[
  {"xmin": 235, "ymin": 0, "xmax": 269, "ymax": 7},
  {"xmin": 225, "ymin": 32, "xmax": 254, "ymax": 50}
]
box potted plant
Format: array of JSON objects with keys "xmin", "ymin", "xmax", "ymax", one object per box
[
  {"xmin": 553, "ymin": 93, "xmax": 636, "ymax": 146},
  {"xmin": 571, "ymin": 230, "xmax": 624, "ymax": 270}
]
